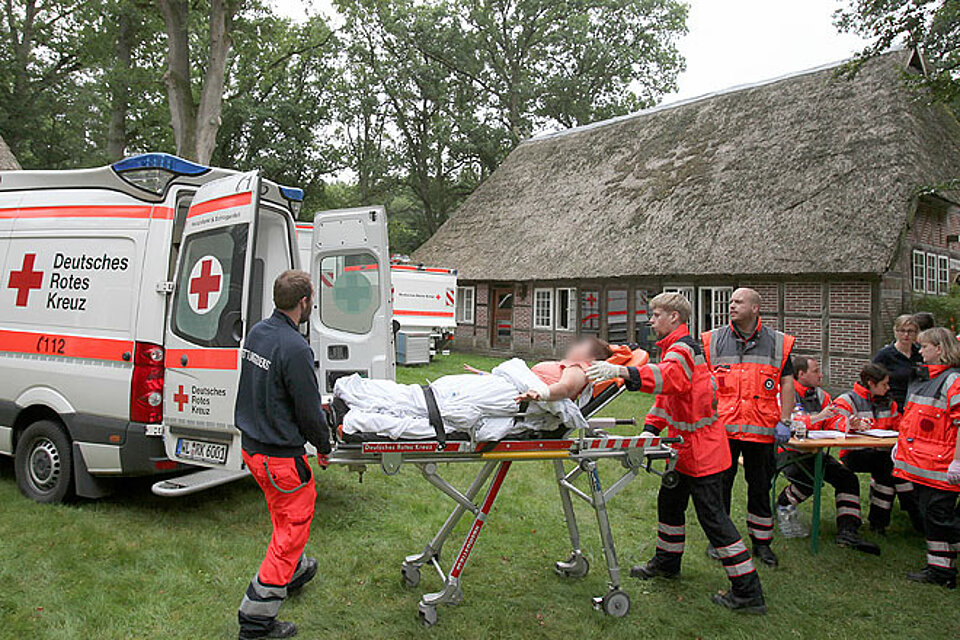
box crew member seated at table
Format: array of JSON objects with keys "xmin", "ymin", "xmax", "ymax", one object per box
[
  {"xmin": 774, "ymin": 356, "xmax": 880, "ymax": 554},
  {"xmin": 835, "ymin": 363, "xmax": 922, "ymax": 534},
  {"xmin": 894, "ymin": 327, "xmax": 960, "ymax": 589}
]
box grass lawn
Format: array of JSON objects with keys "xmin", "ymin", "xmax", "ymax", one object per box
[{"xmin": 0, "ymin": 352, "xmax": 956, "ymax": 639}]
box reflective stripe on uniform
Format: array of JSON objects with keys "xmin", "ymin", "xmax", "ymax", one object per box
[
  {"xmin": 928, "ymin": 554, "xmax": 957, "ymax": 569},
  {"xmin": 658, "ymin": 522, "xmax": 685, "ymax": 536},
  {"xmin": 664, "ymin": 350, "xmax": 693, "ymax": 379},
  {"xmin": 836, "ymin": 493, "xmax": 859, "ymax": 504},
  {"xmin": 724, "ymin": 558, "xmax": 757, "ymax": 577},
  {"xmin": 715, "ymin": 540, "xmax": 748, "ymax": 558},
  {"xmin": 725, "ymin": 423, "xmax": 776, "ymax": 437},
  {"xmin": 870, "ymin": 480, "xmax": 894, "ymax": 496},
  {"xmin": 647, "ymin": 407, "xmax": 716, "ymax": 432},
  {"xmin": 895, "ymin": 481, "xmax": 915, "ymax": 493},
  {"xmin": 906, "ymin": 394, "xmax": 949, "ymax": 410},
  {"xmin": 894, "ymin": 459, "xmax": 949, "ymax": 483},
  {"xmin": 837, "ymin": 506, "xmax": 861, "ymax": 519},
  {"xmin": 649, "ymin": 364, "xmax": 664, "ymax": 394},
  {"xmin": 928, "ymin": 540, "xmax": 954, "ymax": 553},
  {"xmin": 656, "ymin": 540, "xmax": 685, "ymax": 553},
  {"xmin": 746, "ymin": 514, "xmax": 774, "ymax": 527}
]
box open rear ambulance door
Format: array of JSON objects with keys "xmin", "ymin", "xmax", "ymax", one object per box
[
  {"xmin": 310, "ymin": 206, "xmax": 395, "ymax": 394},
  {"xmin": 161, "ymin": 171, "xmax": 293, "ymax": 473}
]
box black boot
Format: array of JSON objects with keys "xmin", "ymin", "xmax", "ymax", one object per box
[
  {"xmin": 906, "ymin": 567, "xmax": 957, "ymax": 589},
  {"xmin": 239, "ymin": 620, "xmax": 298, "ymax": 640},
  {"xmin": 630, "ymin": 559, "xmax": 679, "ymax": 580},
  {"xmin": 835, "ymin": 529, "xmax": 881, "ymax": 556},
  {"xmin": 288, "ymin": 556, "xmax": 318, "ymax": 591},
  {"xmin": 752, "ymin": 544, "xmax": 778, "ymax": 568},
  {"xmin": 711, "ymin": 591, "xmax": 768, "ymax": 614}
]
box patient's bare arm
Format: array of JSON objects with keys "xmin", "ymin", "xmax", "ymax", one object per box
[{"xmin": 515, "ymin": 367, "xmax": 588, "ymax": 403}]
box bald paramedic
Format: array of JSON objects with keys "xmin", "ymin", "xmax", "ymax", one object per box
[
  {"xmin": 235, "ymin": 270, "xmax": 331, "ymax": 640},
  {"xmin": 702, "ymin": 287, "xmax": 795, "ymax": 568},
  {"xmin": 588, "ymin": 292, "xmax": 766, "ymax": 614}
]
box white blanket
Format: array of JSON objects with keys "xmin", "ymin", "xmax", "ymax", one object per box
[{"xmin": 334, "ymin": 358, "xmax": 588, "ymax": 441}]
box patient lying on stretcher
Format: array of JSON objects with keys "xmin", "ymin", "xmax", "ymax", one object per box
[{"xmin": 334, "ymin": 337, "xmax": 614, "ymax": 442}]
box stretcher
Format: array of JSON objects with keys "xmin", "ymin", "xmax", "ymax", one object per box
[{"xmin": 326, "ymin": 351, "xmax": 680, "ymax": 627}]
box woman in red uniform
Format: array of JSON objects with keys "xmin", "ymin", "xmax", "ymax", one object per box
[{"xmin": 893, "ymin": 327, "xmax": 960, "ymax": 588}]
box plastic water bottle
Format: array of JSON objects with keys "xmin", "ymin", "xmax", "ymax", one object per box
[{"xmin": 791, "ymin": 403, "xmax": 807, "ymax": 441}]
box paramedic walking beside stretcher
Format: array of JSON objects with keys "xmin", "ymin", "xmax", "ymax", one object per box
[
  {"xmin": 235, "ymin": 270, "xmax": 332, "ymax": 640},
  {"xmin": 588, "ymin": 293, "xmax": 766, "ymax": 614},
  {"xmin": 702, "ymin": 288, "xmax": 795, "ymax": 568}
]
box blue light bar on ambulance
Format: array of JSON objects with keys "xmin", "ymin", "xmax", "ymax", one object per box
[
  {"xmin": 112, "ymin": 153, "xmax": 210, "ymax": 195},
  {"xmin": 112, "ymin": 153, "xmax": 209, "ymax": 176},
  {"xmin": 280, "ymin": 186, "xmax": 304, "ymax": 215}
]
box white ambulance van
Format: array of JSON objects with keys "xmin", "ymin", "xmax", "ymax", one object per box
[{"xmin": 0, "ymin": 154, "xmax": 393, "ymax": 502}]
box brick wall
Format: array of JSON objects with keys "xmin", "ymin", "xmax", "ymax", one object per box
[
  {"xmin": 828, "ymin": 318, "xmax": 871, "ymax": 354},
  {"xmin": 828, "ymin": 282, "xmax": 871, "ymax": 315},
  {"xmin": 784, "ymin": 282, "xmax": 821, "ymax": 315},
  {"xmin": 533, "ymin": 331, "xmax": 554, "ymax": 354},
  {"xmin": 784, "ymin": 316, "xmax": 822, "ymax": 351}
]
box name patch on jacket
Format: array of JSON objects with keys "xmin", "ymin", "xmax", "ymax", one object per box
[{"xmin": 241, "ymin": 348, "xmax": 272, "ymax": 371}]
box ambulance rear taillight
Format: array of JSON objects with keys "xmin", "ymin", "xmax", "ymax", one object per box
[{"xmin": 130, "ymin": 342, "xmax": 164, "ymax": 424}]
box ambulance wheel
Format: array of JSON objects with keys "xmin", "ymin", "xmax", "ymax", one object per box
[
  {"xmin": 15, "ymin": 420, "xmax": 74, "ymax": 503},
  {"xmin": 601, "ymin": 590, "xmax": 631, "ymax": 618},
  {"xmin": 402, "ymin": 564, "xmax": 421, "ymax": 588},
  {"xmin": 661, "ymin": 470, "xmax": 680, "ymax": 490},
  {"xmin": 418, "ymin": 603, "xmax": 438, "ymax": 627},
  {"xmin": 555, "ymin": 554, "xmax": 589, "ymax": 579}
]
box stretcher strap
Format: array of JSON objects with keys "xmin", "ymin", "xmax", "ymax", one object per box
[{"xmin": 420, "ymin": 384, "xmax": 446, "ymax": 444}]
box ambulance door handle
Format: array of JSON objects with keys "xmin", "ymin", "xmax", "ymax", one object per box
[{"xmin": 181, "ymin": 354, "xmax": 189, "ymax": 367}]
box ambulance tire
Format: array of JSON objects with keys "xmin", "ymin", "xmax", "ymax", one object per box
[{"xmin": 15, "ymin": 420, "xmax": 75, "ymax": 504}]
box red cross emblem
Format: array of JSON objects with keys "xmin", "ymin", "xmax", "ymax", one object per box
[
  {"xmin": 586, "ymin": 294, "xmax": 597, "ymax": 305},
  {"xmin": 173, "ymin": 385, "xmax": 189, "ymax": 412},
  {"xmin": 7, "ymin": 253, "xmax": 44, "ymax": 307},
  {"xmin": 188, "ymin": 257, "xmax": 222, "ymax": 313}
]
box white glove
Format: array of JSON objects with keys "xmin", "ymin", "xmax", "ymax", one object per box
[
  {"xmin": 947, "ymin": 460, "xmax": 960, "ymax": 486},
  {"xmin": 587, "ymin": 361, "xmax": 620, "ymax": 382}
]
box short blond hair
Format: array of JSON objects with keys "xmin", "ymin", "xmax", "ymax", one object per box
[
  {"xmin": 919, "ymin": 327, "xmax": 960, "ymax": 367},
  {"xmin": 650, "ymin": 292, "xmax": 691, "ymax": 323},
  {"xmin": 893, "ymin": 314, "xmax": 919, "ymax": 333}
]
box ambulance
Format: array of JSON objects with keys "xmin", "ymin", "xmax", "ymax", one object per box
[
  {"xmin": 297, "ymin": 226, "xmax": 457, "ymax": 359},
  {"xmin": 0, "ymin": 153, "xmax": 393, "ymax": 503}
]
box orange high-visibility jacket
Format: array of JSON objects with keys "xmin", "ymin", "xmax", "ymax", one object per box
[
  {"xmin": 702, "ymin": 319, "xmax": 795, "ymax": 444},
  {"xmin": 894, "ymin": 365, "xmax": 960, "ymax": 492},
  {"xmin": 794, "ymin": 380, "xmax": 832, "ymax": 430},
  {"xmin": 829, "ymin": 382, "xmax": 899, "ymax": 458},
  {"xmin": 626, "ymin": 324, "xmax": 731, "ymax": 477}
]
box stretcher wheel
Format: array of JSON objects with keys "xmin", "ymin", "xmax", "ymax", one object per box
[
  {"xmin": 402, "ymin": 564, "xmax": 421, "ymax": 588},
  {"xmin": 661, "ymin": 470, "xmax": 680, "ymax": 490},
  {"xmin": 601, "ymin": 590, "xmax": 631, "ymax": 618},
  {"xmin": 554, "ymin": 553, "xmax": 589, "ymax": 579},
  {"xmin": 418, "ymin": 602, "xmax": 438, "ymax": 627}
]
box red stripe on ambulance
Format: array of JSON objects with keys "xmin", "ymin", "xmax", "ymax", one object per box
[
  {"xmin": 0, "ymin": 205, "xmax": 173, "ymax": 220},
  {"xmin": 165, "ymin": 348, "xmax": 238, "ymax": 370},
  {"xmin": 187, "ymin": 192, "xmax": 252, "ymax": 218},
  {"xmin": 0, "ymin": 328, "xmax": 133, "ymax": 362},
  {"xmin": 393, "ymin": 310, "xmax": 455, "ymax": 318}
]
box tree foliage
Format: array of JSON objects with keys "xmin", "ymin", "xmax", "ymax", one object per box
[
  {"xmin": 0, "ymin": 0, "xmax": 687, "ymax": 251},
  {"xmin": 836, "ymin": 0, "xmax": 960, "ymax": 113}
]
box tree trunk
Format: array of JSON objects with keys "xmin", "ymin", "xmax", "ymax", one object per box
[
  {"xmin": 156, "ymin": 0, "xmax": 197, "ymax": 160},
  {"xmin": 106, "ymin": 7, "xmax": 135, "ymax": 161},
  {"xmin": 194, "ymin": 0, "xmax": 235, "ymax": 165}
]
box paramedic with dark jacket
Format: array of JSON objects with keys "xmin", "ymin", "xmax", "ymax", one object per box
[
  {"xmin": 588, "ymin": 292, "xmax": 766, "ymax": 614},
  {"xmin": 702, "ymin": 288, "xmax": 795, "ymax": 568},
  {"xmin": 236, "ymin": 270, "xmax": 331, "ymax": 640}
]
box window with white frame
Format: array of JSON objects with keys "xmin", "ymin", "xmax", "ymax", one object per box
[
  {"xmin": 699, "ymin": 286, "xmax": 733, "ymax": 331},
  {"xmin": 912, "ymin": 250, "xmax": 926, "ymax": 293},
  {"xmin": 926, "ymin": 252, "xmax": 938, "ymax": 294},
  {"xmin": 533, "ymin": 288, "xmax": 554, "ymax": 329},
  {"xmin": 456, "ymin": 286, "xmax": 475, "ymax": 324},
  {"xmin": 663, "ymin": 286, "xmax": 696, "ymax": 332},
  {"xmin": 911, "ymin": 249, "xmax": 951, "ymax": 295},
  {"xmin": 555, "ymin": 288, "xmax": 576, "ymax": 331},
  {"xmin": 938, "ymin": 255, "xmax": 950, "ymax": 294}
]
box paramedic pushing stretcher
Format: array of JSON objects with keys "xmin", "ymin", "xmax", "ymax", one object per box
[
  {"xmin": 588, "ymin": 292, "xmax": 767, "ymax": 614},
  {"xmin": 236, "ymin": 270, "xmax": 331, "ymax": 640}
]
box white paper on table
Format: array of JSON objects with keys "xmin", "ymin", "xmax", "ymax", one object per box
[
  {"xmin": 804, "ymin": 430, "xmax": 847, "ymax": 439},
  {"xmin": 858, "ymin": 429, "xmax": 899, "ymax": 438}
]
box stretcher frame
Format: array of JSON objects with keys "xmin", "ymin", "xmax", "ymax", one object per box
[{"xmin": 328, "ymin": 416, "xmax": 679, "ymax": 627}]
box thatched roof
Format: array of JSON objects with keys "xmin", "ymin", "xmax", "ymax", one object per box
[
  {"xmin": 0, "ymin": 134, "xmax": 19, "ymax": 170},
  {"xmin": 414, "ymin": 50, "xmax": 960, "ymax": 281}
]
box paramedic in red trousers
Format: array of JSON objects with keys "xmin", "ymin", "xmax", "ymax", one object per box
[
  {"xmin": 893, "ymin": 327, "xmax": 960, "ymax": 589},
  {"xmin": 235, "ymin": 270, "xmax": 331, "ymax": 639},
  {"xmin": 702, "ymin": 287, "xmax": 795, "ymax": 568},
  {"xmin": 588, "ymin": 292, "xmax": 766, "ymax": 614}
]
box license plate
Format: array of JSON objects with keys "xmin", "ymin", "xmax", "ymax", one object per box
[{"xmin": 176, "ymin": 438, "xmax": 228, "ymax": 465}]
